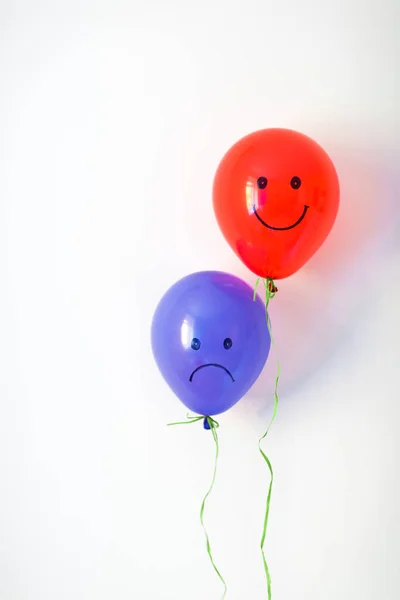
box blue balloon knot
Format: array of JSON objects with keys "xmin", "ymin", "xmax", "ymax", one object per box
[{"xmin": 203, "ymin": 418, "xmax": 211, "ymax": 430}]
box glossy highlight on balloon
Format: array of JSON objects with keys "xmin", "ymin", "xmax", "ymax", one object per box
[
  {"xmin": 151, "ymin": 271, "xmax": 271, "ymax": 416},
  {"xmin": 213, "ymin": 128, "xmax": 340, "ymax": 279}
]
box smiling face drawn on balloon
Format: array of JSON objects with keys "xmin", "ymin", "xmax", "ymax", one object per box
[
  {"xmin": 151, "ymin": 271, "xmax": 270, "ymax": 416},
  {"xmin": 253, "ymin": 175, "xmax": 309, "ymax": 231},
  {"xmin": 213, "ymin": 129, "xmax": 340, "ymax": 279}
]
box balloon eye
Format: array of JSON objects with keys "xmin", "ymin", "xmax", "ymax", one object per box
[
  {"xmin": 290, "ymin": 176, "xmax": 302, "ymax": 189},
  {"xmin": 257, "ymin": 176, "xmax": 268, "ymax": 189},
  {"xmin": 223, "ymin": 338, "xmax": 233, "ymax": 350},
  {"xmin": 191, "ymin": 337, "xmax": 201, "ymax": 350}
]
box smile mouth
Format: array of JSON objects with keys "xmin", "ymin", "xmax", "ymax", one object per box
[
  {"xmin": 189, "ymin": 363, "xmax": 235, "ymax": 382},
  {"xmin": 253, "ymin": 204, "xmax": 309, "ymax": 231}
]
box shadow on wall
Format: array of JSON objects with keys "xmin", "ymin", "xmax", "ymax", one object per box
[{"xmin": 231, "ymin": 143, "xmax": 399, "ymax": 421}]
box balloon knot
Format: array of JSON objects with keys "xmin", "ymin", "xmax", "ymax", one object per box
[
  {"xmin": 265, "ymin": 278, "xmax": 278, "ymax": 296},
  {"xmin": 203, "ymin": 417, "xmax": 220, "ymax": 430}
]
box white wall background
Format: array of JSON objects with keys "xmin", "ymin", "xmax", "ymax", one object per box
[{"xmin": 1, "ymin": 1, "xmax": 399, "ymax": 599}]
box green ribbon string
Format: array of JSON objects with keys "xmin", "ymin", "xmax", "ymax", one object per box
[
  {"xmin": 168, "ymin": 414, "xmax": 227, "ymax": 599},
  {"xmin": 254, "ymin": 277, "xmax": 280, "ymax": 600}
]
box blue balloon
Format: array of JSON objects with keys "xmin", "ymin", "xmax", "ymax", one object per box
[{"xmin": 151, "ymin": 271, "xmax": 271, "ymax": 416}]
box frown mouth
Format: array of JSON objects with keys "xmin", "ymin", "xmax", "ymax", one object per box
[
  {"xmin": 253, "ymin": 204, "xmax": 309, "ymax": 231},
  {"xmin": 189, "ymin": 363, "xmax": 235, "ymax": 382}
]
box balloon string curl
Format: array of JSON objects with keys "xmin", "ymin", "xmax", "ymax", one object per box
[
  {"xmin": 254, "ymin": 277, "xmax": 280, "ymax": 600},
  {"xmin": 168, "ymin": 415, "xmax": 227, "ymax": 599}
]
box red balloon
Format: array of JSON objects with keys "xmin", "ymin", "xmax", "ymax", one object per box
[{"xmin": 213, "ymin": 129, "xmax": 340, "ymax": 280}]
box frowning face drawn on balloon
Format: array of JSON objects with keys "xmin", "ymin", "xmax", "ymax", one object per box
[
  {"xmin": 213, "ymin": 129, "xmax": 340, "ymax": 280},
  {"xmin": 188, "ymin": 336, "xmax": 235, "ymax": 383},
  {"xmin": 151, "ymin": 271, "xmax": 270, "ymax": 416}
]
